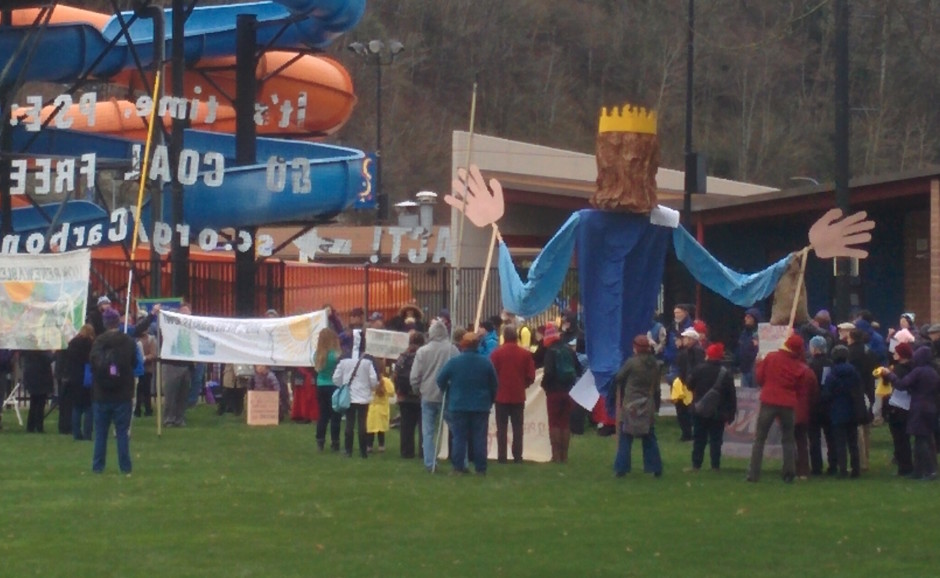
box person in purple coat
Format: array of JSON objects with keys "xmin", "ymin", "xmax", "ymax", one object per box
[{"xmin": 883, "ymin": 345, "xmax": 939, "ymax": 481}]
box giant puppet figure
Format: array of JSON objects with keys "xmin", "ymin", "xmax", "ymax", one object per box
[{"xmin": 446, "ymin": 104, "xmax": 874, "ymax": 406}]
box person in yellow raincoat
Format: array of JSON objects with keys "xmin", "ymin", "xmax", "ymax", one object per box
[{"xmin": 366, "ymin": 363, "xmax": 396, "ymax": 452}]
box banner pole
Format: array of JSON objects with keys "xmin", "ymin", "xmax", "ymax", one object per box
[
  {"xmin": 786, "ymin": 246, "xmax": 811, "ymax": 332},
  {"xmin": 156, "ymin": 312, "xmax": 163, "ymax": 437},
  {"xmin": 432, "ymin": 391, "xmax": 447, "ymax": 474},
  {"xmin": 124, "ymin": 70, "xmax": 163, "ymax": 331},
  {"xmin": 451, "ymin": 83, "xmax": 478, "ymax": 326}
]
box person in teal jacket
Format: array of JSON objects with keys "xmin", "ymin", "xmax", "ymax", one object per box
[
  {"xmin": 314, "ymin": 328, "xmax": 343, "ymax": 451},
  {"xmin": 437, "ymin": 332, "xmax": 499, "ymax": 475}
]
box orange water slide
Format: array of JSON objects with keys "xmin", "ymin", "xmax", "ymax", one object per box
[{"xmin": 16, "ymin": 5, "xmax": 356, "ymax": 137}]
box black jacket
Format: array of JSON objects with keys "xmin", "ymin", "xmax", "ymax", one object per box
[
  {"xmin": 21, "ymin": 350, "xmax": 55, "ymax": 395},
  {"xmin": 677, "ymin": 344, "xmax": 705, "ymax": 385},
  {"xmin": 89, "ymin": 330, "xmax": 138, "ymax": 403},
  {"xmin": 689, "ymin": 360, "xmax": 737, "ymax": 423}
]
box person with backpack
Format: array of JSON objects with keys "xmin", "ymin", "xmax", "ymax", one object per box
[
  {"xmin": 393, "ymin": 332, "xmax": 425, "ymax": 459},
  {"xmin": 89, "ymin": 308, "xmax": 139, "ymax": 475},
  {"xmin": 490, "ymin": 326, "xmax": 536, "ymax": 463},
  {"xmin": 541, "ymin": 323, "xmax": 582, "ymax": 463}
]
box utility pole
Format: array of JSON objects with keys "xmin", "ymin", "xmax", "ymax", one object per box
[
  {"xmin": 833, "ymin": 0, "xmax": 851, "ymax": 322},
  {"xmin": 234, "ymin": 14, "xmax": 258, "ymax": 316},
  {"xmin": 170, "ymin": 0, "xmax": 189, "ymax": 298}
]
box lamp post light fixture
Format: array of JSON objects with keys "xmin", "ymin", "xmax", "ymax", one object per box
[
  {"xmin": 789, "ymin": 176, "xmax": 821, "ymax": 187},
  {"xmin": 348, "ymin": 39, "xmax": 405, "ymax": 223}
]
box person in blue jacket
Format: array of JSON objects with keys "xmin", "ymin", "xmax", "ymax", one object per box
[{"xmin": 437, "ymin": 332, "xmax": 499, "ymax": 475}]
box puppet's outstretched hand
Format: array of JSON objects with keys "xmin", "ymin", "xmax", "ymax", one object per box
[
  {"xmin": 445, "ymin": 164, "xmax": 505, "ymax": 228},
  {"xmin": 809, "ymin": 208, "xmax": 875, "ymax": 259}
]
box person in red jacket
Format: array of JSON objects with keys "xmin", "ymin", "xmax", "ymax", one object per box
[
  {"xmin": 490, "ymin": 326, "xmax": 537, "ymax": 463},
  {"xmin": 747, "ymin": 333, "xmax": 816, "ymax": 483}
]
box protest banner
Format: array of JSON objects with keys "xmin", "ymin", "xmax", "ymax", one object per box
[
  {"xmin": 246, "ymin": 391, "xmax": 280, "ymax": 426},
  {"xmin": 0, "ymin": 249, "xmax": 90, "ymax": 349},
  {"xmin": 137, "ymin": 297, "xmax": 184, "ymax": 313},
  {"xmin": 159, "ymin": 309, "xmax": 326, "ymax": 366},
  {"xmin": 722, "ymin": 388, "xmax": 783, "ymax": 459},
  {"xmin": 757, "ymin": 323, "xmax": 790, "ymax": 359},
  {"xmin": 439, "ymin": 372, "xmax": 552, "ymax": 463},
  {"xmin": 364, "ymin": 328, "xmax": 410, "ymax": 359}
]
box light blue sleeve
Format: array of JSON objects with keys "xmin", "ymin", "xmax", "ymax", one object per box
[
  {"xmin": 498, "ymin": 212, "xmax": 581, "ymax": 318},
  {"xmin": 672, "ymin": 226, "xmax": 791, "ymax": 307}
]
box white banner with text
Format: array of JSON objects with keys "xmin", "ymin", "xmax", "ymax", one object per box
[{"xmin": 159, "ymin": 309, "xmax": 326, "ymax": 366}]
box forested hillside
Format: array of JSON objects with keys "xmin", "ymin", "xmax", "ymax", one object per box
[
  {"xmin": 341, "ymin": 0, "xmax": 939, "ymax": 203},
  {"xmin": 75, "ymin": 0, "xmax": 940, "ymax": 208}
]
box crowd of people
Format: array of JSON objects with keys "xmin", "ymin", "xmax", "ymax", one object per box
[
  {"xmin": 3, "ymin": 294, "xmax": 938, "ymax": 483},
  {"xmin": 658, "ymin": 304, "xmax": 940, "ymax": 483}
]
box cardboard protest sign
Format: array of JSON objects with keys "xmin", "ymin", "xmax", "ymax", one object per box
[
  {"xmin": 439, "ymin": 372, "xmax": 552, "ymax": 463},
  {"xmin": 364, "ymin": 328, "xmax": 410, "ymax": 359},
  {"xmin": 247, "ymin": 391, "xmax": 279, "ymax": 426},
  {"xmin": 757, "ymin": 323, "xmax": 790, "ymax": 359}
]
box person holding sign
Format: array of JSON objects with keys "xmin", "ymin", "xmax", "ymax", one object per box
[
  {"xmin": 881, "ymin": 345, "xmax": 939, "ymax": 481},
  {"xmin": 393, "ymin": 332, "xmax": 425, "ymax": 459},
  {"xmin": 89, "ymin": 308, "xmax": 138, "ymax": 475}
]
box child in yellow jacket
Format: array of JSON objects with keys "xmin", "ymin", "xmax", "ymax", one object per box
[{"xmin": 366, "ymin": 372, "xmax": 395, "ymax": 452}]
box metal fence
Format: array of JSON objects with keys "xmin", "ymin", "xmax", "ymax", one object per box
[{"xmin": 89, "ymin": 259, "xmax": 581, "ymax": 330}]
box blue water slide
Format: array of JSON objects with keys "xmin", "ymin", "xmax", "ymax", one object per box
[
  {"xmin": 10, "ymin": 125, "xmax": 365, "ymax": 240},
  {"xmin": 2, "ymin": 0, "xmax": 369, "ymax": 244},
  {"xmin": 0, "ymin": 0, "xmax": 366, "ymax": 84}
]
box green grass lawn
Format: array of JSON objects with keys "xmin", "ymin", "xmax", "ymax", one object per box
[{"xmin": 1, "ymin": 404, "xmax": 938, "ymax": 578}]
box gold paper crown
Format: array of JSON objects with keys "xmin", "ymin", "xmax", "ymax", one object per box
[{"xmin": 598, "ymin": 104, "xmax": 657, "ymax": 135}]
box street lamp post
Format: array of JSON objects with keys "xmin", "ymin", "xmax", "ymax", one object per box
[{"xmin": 348, "ymin": 40, "xmax": 404, "ymax": 223}]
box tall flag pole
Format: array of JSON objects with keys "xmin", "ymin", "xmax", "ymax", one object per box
[{"xmin": 123, "ymin": 70, "xmax": 163, "ymax": 329}]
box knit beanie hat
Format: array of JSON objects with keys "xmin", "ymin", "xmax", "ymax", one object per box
[
  {"xmin": 705, "ymin": 342, "xmax": 725, "ymax": 361},
  {"xmin": 103, "ymin": 308, "xmax": 121, "ymax": 329},
  {"xmin": 809, "ymin": 335, "xmax": 828, "ymax": 353},
  {"xmin": 543, "ymin": 323, "xmax": 560, "ymax": 346},
  {"xmin": 783, "ymin": 334, "xmax": 804, "ymax": 354},
  {"xmin": 831, "ymin": 344, "xmax": 849, "ymax": 363},
  {"xmin": 894, "ymin": 342, "xmax": 913, "ymax": 360}
]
